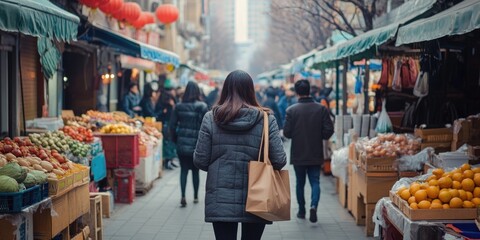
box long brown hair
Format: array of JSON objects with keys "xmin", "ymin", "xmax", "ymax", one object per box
[{"xmin": 213, "ymin": 70, "xmax": 268, "ymax": 124}]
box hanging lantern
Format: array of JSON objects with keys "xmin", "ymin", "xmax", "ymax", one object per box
[
  {"xmin": 155, "ymin": 4, "xmax": 179, "ymax": 24},
  {"xmin": 79, "ymin": 0, "xmax": 109, "ymax": 9},
  {"xmin": 112, "ymin": 5, "xmax": 126, "ymax": 20},
  {"xmin": 99, "ymin": 0, "xmax": 123, "ymax": 15},
  {"xmin": 144, "ymin": 12, "xmax": 156, "ymax": 25},
  {"xmin": 131, "ymin": 12, "xmax": 148, "ymax": 29},
  {"xmin": 123, "ymin": 2, "xmax": 142, "ymax": 23}
]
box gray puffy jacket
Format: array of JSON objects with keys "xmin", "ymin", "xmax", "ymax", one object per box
[{"xmin": 194, "ymin": 108, "xmax": 287, "ymax": 223}]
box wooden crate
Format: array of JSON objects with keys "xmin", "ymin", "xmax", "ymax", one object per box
[
  {"xmin": 338, "ymin": 177, "xmax": 347, "ymax": 208},
  {"xmin": 352, "ymin": 195, "xmax": 366, "ymax": 226},
  {"xmin": 356, "ymin": 169, "xmax": 398, "ymax": 204},
  {"xmin": 90, "ymin": 192, "xmax": 112, "ymax": 218},
  {"xmin": 390, "ymin": 190, "xmax": 477, "ymax": 220},
  {"xmin": 415, "ymin": 128, "xmax": 453, "ymax": 143},
  {"xmin": 360, "ymin": 154, "xmax": 397, "ymax": 173},
  {"xmin": 365, "ymin": 204, "xmax": 376, "ymax": 237},
  {"xmin": 89, "ymin": 196, "xmax": 103, "ymax": 240}
]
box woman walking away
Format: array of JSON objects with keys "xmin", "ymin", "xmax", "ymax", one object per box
[
  {"xmin": 194, "ymin": 70, "xmax": 287, "ymax": 240},
  {"xmin": 170, "ymin": 81, "xmax": 208, "ymax": 207}
]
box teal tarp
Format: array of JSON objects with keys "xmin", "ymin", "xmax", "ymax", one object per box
[
  {"xmin": 396, "ymin": 0, "xmax": 480, "ymax": 46},
  {"xmin": 80, "ymin": 25, "xmax": 180, "ymax": 67},
  {"xmin": 37, "ymin": 37, "xmax": 60, "ymax": 79},
  {"xmin": 373, "ymin": 0, "xmax": 437, "ymax": 28},
  {"xmin": 0, "ymin": 0, "xmax": 79, "ymax": 42},
  {"xmin": 313, "ymin": 0, "xmax": 437, "ymax": 66}
]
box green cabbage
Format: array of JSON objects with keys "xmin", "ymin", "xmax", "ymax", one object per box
[
  {"xmin": 0, "ymin": 162, "xmax": 27, "ymax": 183},
  {"xmin": 0, "ymin": 175, "xmax": 19, "ymax": 192}
]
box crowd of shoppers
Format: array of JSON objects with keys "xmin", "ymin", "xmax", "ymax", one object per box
[{"xmin": 120, "ymin": 72, "xmax": 335, "ymax": 240}]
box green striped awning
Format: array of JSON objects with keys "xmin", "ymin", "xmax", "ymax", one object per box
[
  {"xmin": 0, "ymin": 0, "xmax": 80, "ymax": 42},
  {"xmin": 396, "ymin": 0, "xmax": 480, "ymax": 46}
]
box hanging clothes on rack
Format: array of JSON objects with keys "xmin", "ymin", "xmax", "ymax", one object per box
[{"xmin": 392, "ymin": 57, "xmax": 402, "ymax": 91}]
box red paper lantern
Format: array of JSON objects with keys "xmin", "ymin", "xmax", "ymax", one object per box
[
  {"xmin": 123, "ymin": 2, "xmax": 142, "ymax": 23},
  {"xmin": 79, "ymin": 0, "xmax": 109, "ymax": 9},
  {"xmin": 99, "ymin": 0, "xmax": 123, "ymax": 15},
  {"xmin": 112, "ymin": 5, "xmax": 125, "ymax": 20},
  {"xmin": 155, "ymin": 4, "xmax": 179, "ymax": 24},
  {"xmin": 131, "ymin": 12, "xmax": 148, "ymax": 29},
  {"xmin": 144, "ymin": 12, "xmax": 156, "ymax": 24}
]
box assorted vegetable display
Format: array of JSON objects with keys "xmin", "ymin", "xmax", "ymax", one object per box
[
  {"xmin": 29, "ymin": 131, "xmax": 91, "ymax": 157},
  {"xmin": 0, "ymin": 137, "xmax": 87, "ymax": 191}
]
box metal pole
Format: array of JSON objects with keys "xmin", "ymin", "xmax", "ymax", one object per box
[
  {"xmin": 342, "ymin": 59, "xmax": 348, "ymax": 115},
  {"xmin": 364, "ymin": 60, "xmax": 370, "ymax": 114},
  {"xmin": 335, "ymin": 61, "xmax": 340, "ymax": 115}
]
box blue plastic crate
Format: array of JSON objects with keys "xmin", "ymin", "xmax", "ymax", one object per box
[{"xmin": 0, "ymin": 185, "xmax": 42, "ymax": 213}]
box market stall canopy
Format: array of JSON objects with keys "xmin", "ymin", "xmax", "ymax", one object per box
[
  {"xmin": 374, "ymin": 0, "xmax": 437, "ymax": 28},
  {"xmin": 0, "ymin": 0, "xmax": 80, "ymax": 42},
  {"xmin": 256, "ymin": 68, "xmax": 283, "ymax": 81},
  {"xmin": 79, "ymin": 25, "xmax": 180, "ymax": 67},
  {"xmin": 120, "ymin": 55, "xmax": 156, "ymax": 71},
  {"xmin": 313, "ymin": 0, "xmax": 437, "ymax": 66},
  {"xmin": 396, "ymin": 0, "xmax": 480, "ymax": 46},
  {"xmin": 179, "ymin": 63, "xmax": 208, "ymax": 75}
]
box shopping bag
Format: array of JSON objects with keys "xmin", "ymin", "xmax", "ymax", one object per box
[
  {"xmin": 413, "ymin": 71, "xmax": 429, "ymax": 97},
  {"xmin": 375, "ymin": 100, "xmax": 393, "ymax": 133},
  {"xmin": 246, "ymin": 111, "xmax": 291, "ymax": 221}
]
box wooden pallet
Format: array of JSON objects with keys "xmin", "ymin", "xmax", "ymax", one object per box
[
  {"xmin": 89, "ymin": 195, "xmax": 103, "ymax": 240},
  {"xmin": 135, "ymin": 181, "xmax": 153, "ymax": 196}
]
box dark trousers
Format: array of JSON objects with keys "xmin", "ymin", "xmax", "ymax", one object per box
[
  {"xmin": 179, "ymin": 155, "xmax": 199, "ymax": 199},
  {"xmin": 212, "ymin": 222, "xmax": 265, "ymax": 240},
  {"xmin": 294, "ymin": 165, "xmax": 321, "ymax": 213}
]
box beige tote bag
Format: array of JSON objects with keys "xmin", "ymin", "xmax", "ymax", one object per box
[{"xmin": 246, "ymin": 111, "xmax": 291, "ymax": 221}]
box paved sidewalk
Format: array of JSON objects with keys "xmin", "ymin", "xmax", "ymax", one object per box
[{"xmin": 104, "ymin": 144, "xmax": 374, "ymax": 240}]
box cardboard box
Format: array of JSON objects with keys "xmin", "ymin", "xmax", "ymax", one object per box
[
  {"xmin": 469, "ymin": 145, "xmax": 480, "ymax": 157},
  {"xmin": 68, "ymin": 185, "xmax": 77, "ymax": 224},
  {"xmin": 453, "ymin": 119, "xmax": 472, "ymax": 142},
  {"xmin": 352, "ymin": 194, "xmax": 366, "ymax": 226},
  {"xmin": 356, "ymin": 169, "xmax": 397, "ymax": 204},
  {"xmin": 33, "ymin": 194, "xmax": 69, "ymax": 239},
  {"xmin": 48, "ymin": 174, "xmax": 74, "ymax": 197},
  {"xmin": 452, "ymin": 139, "xmax": 467, "ymax": 151},
  {"xmin": 76, "ymin": 182, "xmax": 90, "ymax": 218},
  {"xmin": 365, "ymin": 204, "xmax": 376, "ymax": 237},
  {"xmin": 135, "ymin": 155, "xmax": 154, "ymax": 188},
  {"xmin": 71, "ymin": 226, "xmax": 90, "ymax": 240},
  {"xmin": 468, "ymin": 115, "xmax": 480, "ymax": 129},
  {"xmin": 360, "ymin": 154, "xmax": 397, "ymax": 172},
  {"xmin": 338, "ymin": 177, "xmax": 347, "ymax": 208},
  {"xmin": 415, "ymin": 128, "xmax": 453, "ymax": 143},
  {"xmin": 0, "ymin": 212, "xmax": 33, "ymax": 240},
  {"xmin": 421, "ymin": 142, "xmax": 452, "ymax": 153},
  {"xmin": 347, "ymin": 161, "xmax": 354, "ymax": 212},
  {"xmin": 90, "ymin": 192, "xmax": 112, "ymax": 218}
]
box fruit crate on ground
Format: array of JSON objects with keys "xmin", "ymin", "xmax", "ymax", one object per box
[
  {"xmin": 88, "ymin": 195, "xmax": 103, "ymax": 240},
  {"xmin": 0, "ymin": 184, "xmax": 47, "ymax": 213},
  {"xmin": 96, "ymin": 134, "xmax": 139, "ymax": 169},
  {"xmin": 113, "ymin": 169, "xmax": 135, "ymax": 204}
]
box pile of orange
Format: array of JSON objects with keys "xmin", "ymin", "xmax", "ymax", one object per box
[{"xmin": 397, "ymin": 164, "xmax": 480, "ymax": 209}]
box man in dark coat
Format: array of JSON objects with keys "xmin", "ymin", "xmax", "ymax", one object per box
[{"xmin": 283, "ymin": 80, "xmax": 334, "ymax": 223}]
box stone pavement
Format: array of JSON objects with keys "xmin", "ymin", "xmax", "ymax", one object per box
[{"xmin": 104, "ymin": 143, "xmax": 374, "ymax": 240}]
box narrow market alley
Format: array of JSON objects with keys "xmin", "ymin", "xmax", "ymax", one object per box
[{"xmin": 103, "ymin": 143, "xmax": 374, "ymax": 240}]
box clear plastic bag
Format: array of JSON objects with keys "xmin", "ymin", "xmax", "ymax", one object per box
[
  {"xmin": 375, "ymin": 100, "xmax": 393, "ymax": 133},
  {"xmin": 332, "ymin": 147, "xmax": 349, "ymax": 184},
  {"xmin": 395, "ymin": 147, "xmax": 434, "ymax": 172},
  {"xmin": 413, "ymin": 71, "xmax": 429, "ymax": 97}
]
